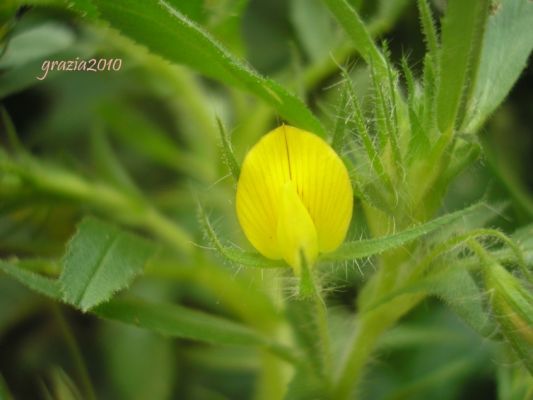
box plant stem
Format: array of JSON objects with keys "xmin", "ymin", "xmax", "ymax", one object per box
[
  {"xmin": 334, "ymin": 292, "xmax": 422, "ymax": 399},
  {"xmin": 315, "ymin": 290, "xmax": 333, "ymax": 379},
  {"xmin": 333, "ymin": 309, "xmax": 395, "ymax": 399},
  {"xmin": 334, "ymin": 247, "xmax": 422, "ymax": 399},
  {"xmin": 256, "ymin": 350, "xmax": 291, "ymax": 400}
]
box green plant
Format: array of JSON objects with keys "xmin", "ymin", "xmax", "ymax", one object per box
[{"xmin": 0, "ymin": 0, "xmax": 532, "ymax": 399}]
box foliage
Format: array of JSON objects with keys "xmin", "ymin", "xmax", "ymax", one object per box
[{"xmin": 0, "ymin": 0, "xmax": 532, "ymax": 399}]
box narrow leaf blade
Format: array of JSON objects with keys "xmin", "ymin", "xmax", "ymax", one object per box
[
  {"xmin": 322, "ymin": 0, "xmax": 388, "ymax": 80},
  {"xmin": 94, "ymin": 297, "xmax": 296, "ymax": 364},
  {"xmin": 0, "ymin": 260, "xmax": 61, "ymax": 299},
  {"xmin": 323, "ymin": 203, "xmax": 484, "ymax": 261},
  {"xmin": 90, "ymin": 0, "xmax": 325, "ymax": 136},
  {"xmin": 436, "ymin": 0, "xmax": 489, "ymax": 133},
  {"xmin": 465, "ymin": 0, "xmax": 533, "ymax": 132}
]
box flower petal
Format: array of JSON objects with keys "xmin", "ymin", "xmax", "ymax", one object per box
[
  {"xmin": 277, "ymin": 180, "xmax": 318, "ymax": 272},
  {"xmin": 236, "ymin": 125, "xmax": 353, "ymax": 264}
]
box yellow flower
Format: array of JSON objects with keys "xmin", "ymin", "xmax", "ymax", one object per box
[{"xmin": 236, "ymin": 125, "xmax": 353, "ymax": 273}]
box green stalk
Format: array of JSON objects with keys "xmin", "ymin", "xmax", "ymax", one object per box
[
  {"xmin": 333, "ymin": 300, "xmax": 417, "ymax": 399},
  {"xmin": 256, "ymin": 350, "xmax": 290, "ymax": 400},
  {"xmin": 334, "ymin": 247, "xmax": 423, "ymax": 399},
  {"xmin": 299, "ymin": 255, "xmax": 333, "ymax": 382}
]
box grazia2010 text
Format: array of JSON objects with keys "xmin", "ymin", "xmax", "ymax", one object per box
[{"xmin": 36, "ymin": 57, "xmax": 123, "ymax": 80}]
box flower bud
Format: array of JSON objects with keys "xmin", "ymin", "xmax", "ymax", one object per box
[{"xmin": 236, "ymin": 125, "xmax": 353, "ymax": 273}]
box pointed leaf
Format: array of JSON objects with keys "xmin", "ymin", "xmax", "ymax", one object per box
[
  {"xmin": 436, "ymin": 0, "xmax": 489, "ymax": 133},
  {"xmin": 0, "ymin": 261, "xmax": 296, "ymax": 362},
  {"xmin": 321, "ymin": 0, "xmax": 388, "ymax": 80},
  {"xmin": 431, "ymin": 266, "xmax": 493, "ymax": 337},
  {"xmin": 93, "ymin": 297, "xmax": 297, "ymax": 363},
  {"xmin": 90, "ymin": 0, "xmax": 325, "ymax": 136},
  {"xmin": 323, "ymin": 203, "xmax": 484, "ymax": 261},
  {"xmin": 0, "ymin": 23, "xmax": 75, "ymax": 69},
  {"xmin": 0, "ymin": 260, "xmax": 61, "ymax": 299},
  {"xmin": 60, "ymin": 217, "xmax": 156, "ymax": 311},
  {"xmin": 417, "ymin": 0, "xmax": 439, "ymax": 62},
  {"xmin": 216, "ymin": 117, "xmax": 240, "ymax": 181},
  {"xmin": 465, "ymin": 0, "xmax": 533, "ymax": 132}
]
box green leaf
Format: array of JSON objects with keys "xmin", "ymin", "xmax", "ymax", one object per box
[
  {"xmin": 216, "ymin": 117, "xmax": 240, "ymax": 182},
  {"xmin": 204, "ymin": 0, "xmax": 250, "ymax": 55},
  {"xmin": 417, "ymin": 0, "xmax": 439, "ymax": 62},
  {"xmin": 330, "ymin": 84, "xmax": 349, "ymax": 153},
  {"xmin": 0, "ymin": 261, "xmax": 296, "ymax": 362},
  {"xmin": 0, "ymin": 23, "xmax": 75, "ymax": 68},
  {"xmin": 162, "ymin": 0, "xmax": 205, "ymax": 23},
  {"xmin": 323, "ymin": 203, "xmax": 484, "ymax": 261},
  {"xmin": 486, "ymin": 262, "xmax": 533, "ymax": 327},
  {"xmin": 430, "ymin": 267, "xmax": 493, "ymax": 337},
  {"xmin": 90, "ymin": 0, "xmax": 325, "ymax": 136},
  {"xmin": 0, "ymin": 21, "xmax": 90, "ymax": 98},
  {"xmin": 491, "ymin": 287, "xmax": 533, "ymax": 375},
  {"xmin": 93, "ymin": 297, "xmax": 296, "ymax": 363},
  {"xmin": 341, "ymin": 68, "xmax": 393, "ymax": 195},
  {"xmin": 60, "ymin": 217, "xmax": 156, "ymax": 311},
  {"xmin": 471, "ymin": 242, "xmax": 533, "ymax": 373},
  {"xmin": 0, "ymin": 260, "xmax": 61, "ymax": 299},
  {"xmin": 321, "ymin": 0, "xmax": 388, "ymax": 80},
  {"xmin": 436, "ymin": 0, "xmax": 489, "ymax": 133},
  {"xmin": 464, "ymin": 0, "xmax": 533, "ymax": 132},
  {"xmin": 13, "ymin": 0, "xmax": 101, "ymax": 20}
]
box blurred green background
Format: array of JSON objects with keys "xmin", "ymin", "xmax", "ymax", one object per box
[{"xmin": 0, "ymin": 0, "xmax": 531, "ymax": 399}]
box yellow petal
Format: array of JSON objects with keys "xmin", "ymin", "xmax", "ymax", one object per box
[
  {"xmin": 276, "ymin": 181, "xmax": 318, "ymax": 273},
  {"xmin": 236, "ymin": 125, "xmax": 353, "ymax": 269}
]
